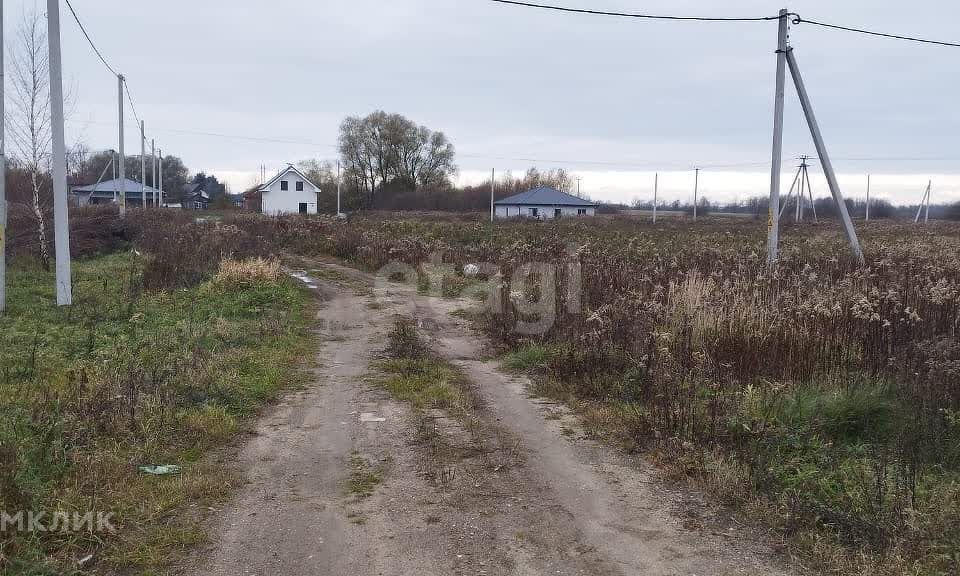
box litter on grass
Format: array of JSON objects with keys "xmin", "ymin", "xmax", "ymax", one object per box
[{"xmin": 138, "ymin": 464, "xmax": 182, "ymax": 475}]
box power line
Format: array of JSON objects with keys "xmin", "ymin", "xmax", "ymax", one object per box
[
  {"xmin": 65, "ymin": 119, "xmax": 960, "ymax": 172},
  {"xmin": 66, "ymin": 119, "xmax": 336, "ymax": 148},
  {"xmin": 486, "ymin": 0, "xmax": 780, "ymax": 22},
  {"xmin": 793, "ymin": 16, "xmax": 960, "ymax": 48},
  {"xmin": 488, "ymin": 1, "xmax": 960, "ymax": 48},
  {"xmin": 123, "ymin": 79, "xmax": 142, "ymax": 129},
  {"xmin": 63, "ymin": 0, "xmax": 118, "ymax": 76}
]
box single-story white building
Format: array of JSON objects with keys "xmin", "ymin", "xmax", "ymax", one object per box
[
  {"xmin": 494, "ymin": 186, "xmax": 598, "ymax": 219},
  {"xmin": 259, "ymin": 165, "xmax": 321, "ymax": 215}
]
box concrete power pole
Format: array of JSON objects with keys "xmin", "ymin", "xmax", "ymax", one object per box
[
  {"xmin": 915, "ymin": 181, "xmax": 931, "ymax": 223},
  {"xmin": 766, "ymin": 8, "xmax": 788, "ymax": 267},
  {"xmin": 151, "ymin": 138, "xmax": 156, "ymax": 206},
  {"xmin": 336, "ymin": 160, "xmax": 341, "ymax": 215},
  {"xmin": 117, "ymin": 74, "xmax": 125, "ymax": 216},
  {"xmin": 652, "ymin": 172, "xmax": 658, "ymax": 224},
  {"xmin": 693, "ymin": 168, "xmax": 699, "ymax": 221},
  {"xmin": 786, "ymin": 48, "xmax": 863, "ymax": 264},
  {"xmin": 0, "ymin": 0, "xmax": 5, "ymax": 313},
  {"xmin": 47, "ymin": 0, "xmax": 72, "ymax": 305},
  {"xmin": 140, "ymin": 120, "xmax": 146, "ymax": 206},
  {"xmin": 158, "ymin": 150, "xmax": 163, "ymax": 208},
  {"xmin": 865, "ymin": 174, "xmax": 871, "ymax": 221},
  {"xmin": 766, "ymin": 8, "xmax": 863, "ymax": 266}
]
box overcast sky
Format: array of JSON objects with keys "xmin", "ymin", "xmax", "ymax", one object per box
[{"xmin": 11, "ymin": 0, "xmax": 960, "ymax": 205}]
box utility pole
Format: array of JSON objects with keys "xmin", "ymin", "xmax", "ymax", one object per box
[
  {"xmin": 151, "ymin": 138, "xmax": 156, "ymax": 206},
  {"xmin": 652, "ymin": 172, "xmax": 658, "ymax": 224},
  {"xmin": 490, "ymin": 168, "xmax": 495, "ymax": 222},
  {"xmin": 767, "ymin": 8, "xmax": 788, "ymax": 266},
  {"xmin": 865, "ymin": 174, "xmax": 871, "ymax": 221},
  {"xmin": 779, "ymin": 157, "xmax": 808, "ymax": 221},
  {"xmin": 112, "ymin": 150, "xmax": 117, "ymax": 200},
  {"xmin": 158, "ymin": 150, "xmax": 163, "ymax": 208},
  {"xmin": 795, "ymin": 157, "xmax": 803, "ymax": 222},
  {"xmin": 336, "ymin": 160, "xmax": 341, "ymax": 215},
  {"xmin": 140, "ymin": 120, "xmax": 146, "ymax": 207},
  {"xmin": 766, "ymin": 8, "xmax": 862, "ymax": 265},
  {"xmin": 117, "ymin": 74, "xmax": 125, "ymax": 216},
  {"xmin": 0, "ymin": 0, "xmax": 6, "ymax": 313},
  {"xmin": 576, "ymin": 176, "xmax": 582, "ymax": 197},
  {"xmin": 693, "ymin": 168, "xmax": 699, "ymax": 221},
  {"xmin": 915, "ymin": 181, "xmax": 931, "ymax": 223},
  {"xmin": 47, "ymin": 0, "xmax": 71, "ymax": 305},
  {"xmin": 786, "ymin": 48, "xmax": 863, "ymax": 264},
  {"xmin": 807, "ymin": 166, "xmax": 818, "ymax": 223}
]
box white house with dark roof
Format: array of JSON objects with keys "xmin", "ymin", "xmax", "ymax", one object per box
[
  {"xmin": 258, "ymin": 165, "xmax": 321, "ymax": 215},
  {"xmin": 494, "ymin": 186, "xmax": 598, "ymax": 219}
]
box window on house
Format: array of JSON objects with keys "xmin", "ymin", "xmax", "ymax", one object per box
[
  {"xmin": 280, "ymin": 180, "xmax": 289, "ymax": 191},
  {"xmin": 529, "ymin": 207, "xmax": 538, "ymax": 217},
  {"xmin": 298, "ymin": 203, "xmax": 308, "ymax": 214},
  {"xmin": 578, "ymin": 208, "xmax": 587, "ymax": 215},
  {"xmin": 296, "ymin": 181, "xmax": 304, "ymax": 191}
]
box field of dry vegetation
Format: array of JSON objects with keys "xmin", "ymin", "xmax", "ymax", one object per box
[
  {"xmin": 209, "ymin": 211, "xmax": 957, "ymax": 575},
  {"xmin": 3, "ymin": 208, "xmax": 959, "ymax": 574}
]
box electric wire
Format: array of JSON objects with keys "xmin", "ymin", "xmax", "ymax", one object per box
[
  {"xmin": 123, "ymin": 80, "xmax": 142, "ymax": 130},
  {"xmin": 64, "ymin": 0, "xmax": 153, "ymax": 152},
  {"xmin": 488, "ymin": 0, "xmax": 960, "ymax": 48},
  {"xmin": 487, "ymin": 0, "xmax": 780, "ymax": 22},
  {"xmin": 792, "ymin": 16, "xmax": 960, "ymax": 48},
  {"xmin": 63, "ymin": 0, "xmax": 119, "ymax": 76}
]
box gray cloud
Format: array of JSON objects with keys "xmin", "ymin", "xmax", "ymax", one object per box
[{"xmin": 17, "ymin": 0, "xmax": 959, "ymax": 202}]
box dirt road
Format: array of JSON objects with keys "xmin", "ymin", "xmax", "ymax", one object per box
[{"xmin": 181, "ymin": 260, "xmax": 789, "ymax": 576}]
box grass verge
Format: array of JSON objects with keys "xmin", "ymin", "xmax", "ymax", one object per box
[
  {"xmin": 0, "ymin": 253, "xmax": 315, "ymax": 575},
  {"xmin": 500, "ymin": 342, "xmax": 960, "ymax": 576}
]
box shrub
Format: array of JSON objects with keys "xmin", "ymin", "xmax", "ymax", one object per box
[{"xmin": 214, "ymin": 258, "xmax": 281, "ymax": 287}]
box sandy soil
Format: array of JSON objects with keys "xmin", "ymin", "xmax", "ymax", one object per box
[{"xmin": 179, "ymin": 259, "xmax": 791, "ymax": 576}]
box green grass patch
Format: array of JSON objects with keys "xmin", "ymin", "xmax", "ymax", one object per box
[
  {"xmin": 0, "ymin": 253, "xmax": 315, "ymax": 574},
  {"xmin": 347, "ymin": 454, "xmax": 383, "ymax": 500},
  {"xmin": 376, "ymin": 358, "xmax": 467, "ymax": 412},
  {"xmin": 376, "ymin": 318, "xmax": 473, "ymax": 417},
  {"xmin": 500, "ymin": 344, "xmax": 555, "ymax": 373}
]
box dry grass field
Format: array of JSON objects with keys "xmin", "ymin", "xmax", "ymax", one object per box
[{"xmin": 3, "ymin": 209, "xmax": 958, "ymax": 575}]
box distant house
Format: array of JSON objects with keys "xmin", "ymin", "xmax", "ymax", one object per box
[
  {"xmin": 227, "ymin": 193, "xmax": 245, "ymax": 208},
  {"xmin": 181, "ymin": 183, "xmax": 210, "ymax": 210},
  {"xmin": 71, "ymin": 178, "xmax": 162, "ymax": 207},
  {"xmin": 258, "ymin": 165, "xmax": 320, "ymax": 215},
  {"xmin": 494, "ymin": 186, "xmax": 598, "ymax": 219}
]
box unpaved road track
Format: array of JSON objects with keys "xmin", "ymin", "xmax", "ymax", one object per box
[{"xmin": 180, "ymin": 259, "xmax": 789, "ymax": 576}]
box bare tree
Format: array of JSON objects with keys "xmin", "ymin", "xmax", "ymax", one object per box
[
  {"xmin": 338, "ymin": 111, "xmax": 457, "ymax": 206},
  {"xmin": 7, "ymin": 9, "xmax": 54, "ymax": 267}
]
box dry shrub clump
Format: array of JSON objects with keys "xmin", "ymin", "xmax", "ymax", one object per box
[
  {"xmin": 126, "ymin": 212, "xmax": 274, "ymax": 290},
  {"xmin": 214, "ymin": 258, "xmax": 282, "ymax": 287}
]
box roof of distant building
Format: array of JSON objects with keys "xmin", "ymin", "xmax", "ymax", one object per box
[{"xmin": 494, "ymin": 186, "xmax": 597, "ymax": 207}]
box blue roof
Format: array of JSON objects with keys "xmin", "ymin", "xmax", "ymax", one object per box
[
  {"xmin": 72, "ymin": 178, "xmax": 160, "ymax": 196},
  {"xmin": 494, "ymin": 186, "xmax": 597, "ymax": 207}
]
